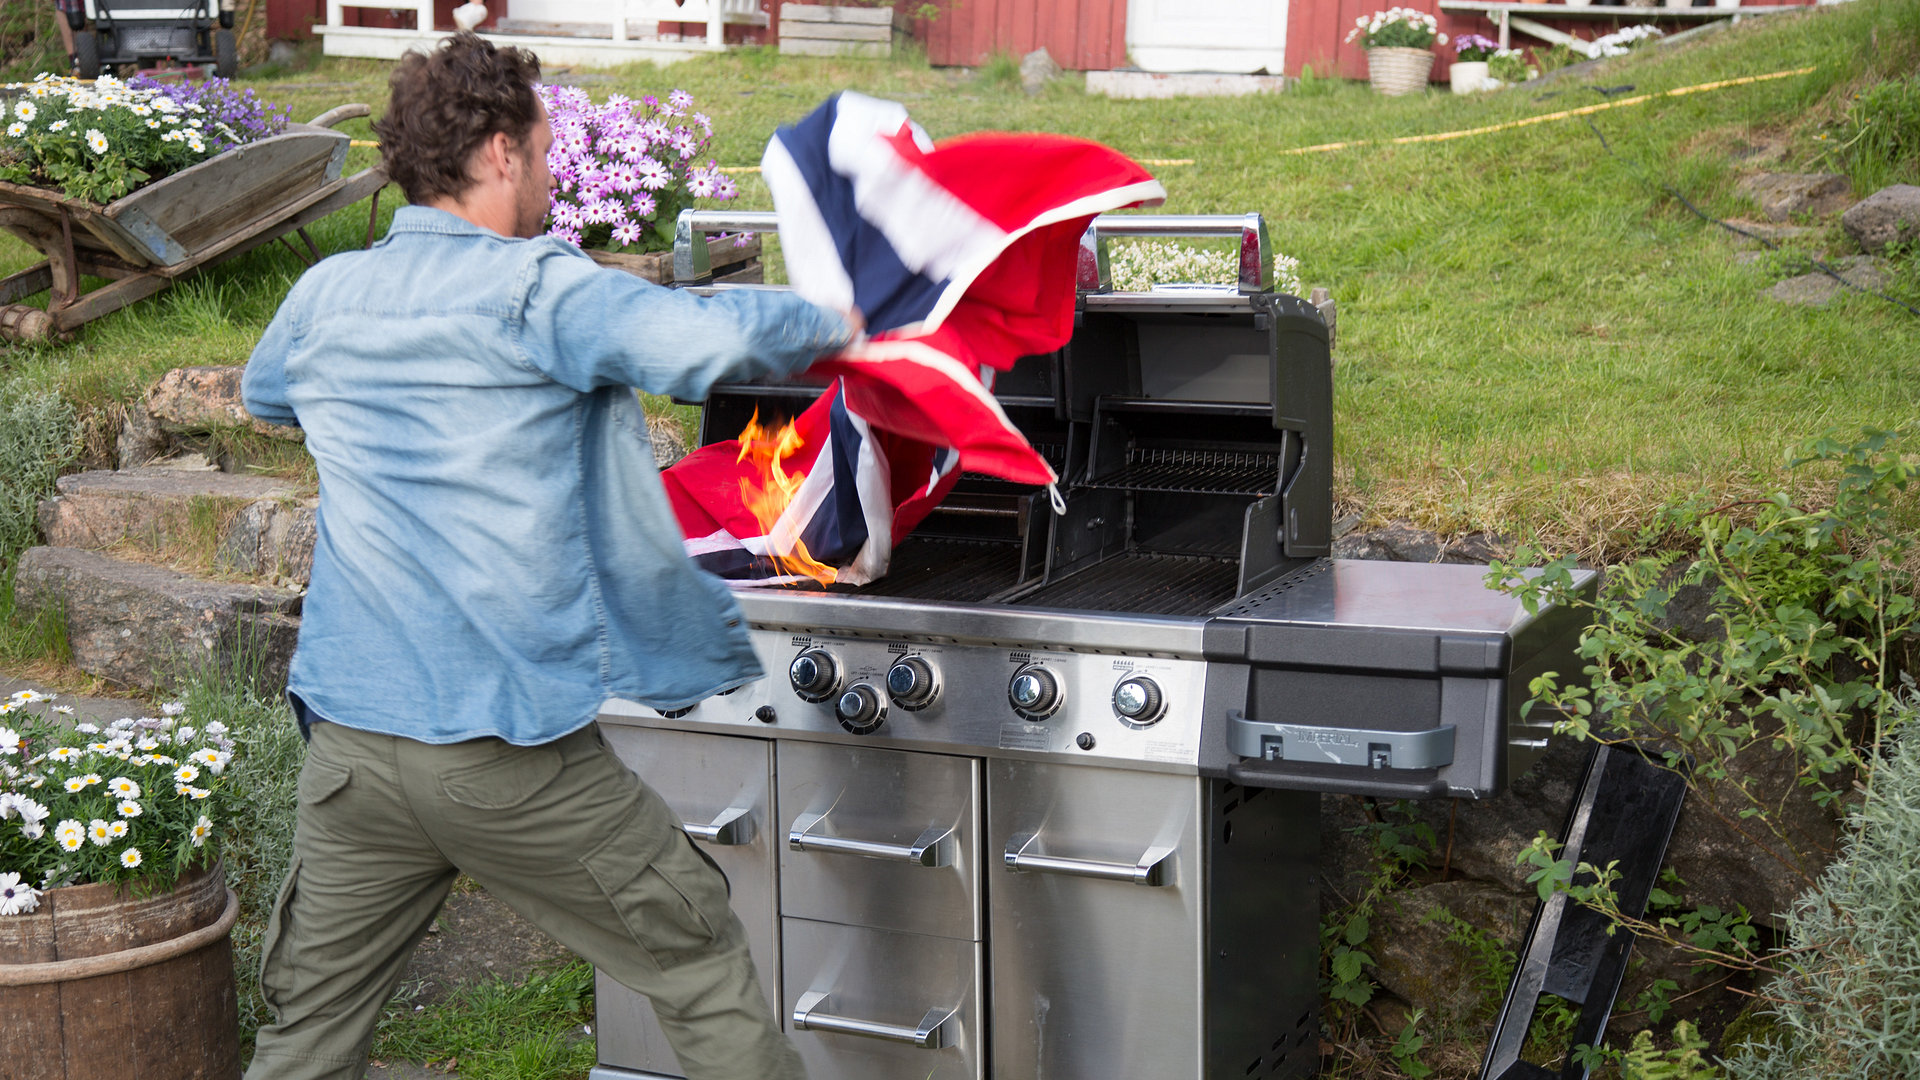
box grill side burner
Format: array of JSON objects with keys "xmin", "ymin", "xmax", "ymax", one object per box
[{"xmin": 592, "ymin": 211, "xmax": 1594, "ymax": 1080}]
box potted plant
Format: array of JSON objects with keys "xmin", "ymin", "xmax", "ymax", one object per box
[
  {"xmin": 1347, "ymin": 8, "xmax": 1448, "ymax": 97},
  {"xmin": 536, "ymin": 84, "xmax": 760, "ymax": 285},
  {"xmin": 1450, "ymin": 33, "xmax": 1499, "ymax": 94},
  {"xmin": 0, "ymin": 689, "xmax": 245, "ymax": 1079},
  {"xmin": 1486, "ymin": 47, "xmax": 1538, "ymax": 88}
]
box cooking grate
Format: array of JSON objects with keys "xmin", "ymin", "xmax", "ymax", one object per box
[
  {"xmin": 858, "ymin": 538, "xmax": 1029, "ymax": 603},
  {"xmin": 1090, "ymin": 448, "xmax": 1278, "ymax": 496},
  {"xmin": 1014, "ymin": 552, "xmax": 1241, "ymax": 616}
]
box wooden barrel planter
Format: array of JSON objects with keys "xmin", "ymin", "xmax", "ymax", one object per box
[
  {"xmin": 590, "ymin": 233, "xmax": 763, "ymax": 285},
  {"xmin": 0, "ymin": 862, "xmax": 241, "ymax": 1080}
]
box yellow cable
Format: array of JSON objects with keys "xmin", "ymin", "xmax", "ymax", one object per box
[{"xmin": 1280, "ymin": 65, "xmax": 1815, "ymax": 155}]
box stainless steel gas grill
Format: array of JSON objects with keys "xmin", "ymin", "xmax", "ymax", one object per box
[{"xmin": 589, "ymin": 213, "xmax": 1595, "ymax": 1080}]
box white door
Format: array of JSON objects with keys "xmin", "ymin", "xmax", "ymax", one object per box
[{"xmin": 1126, "ymin": 0, "xmax": 1287, "ymax": 74}]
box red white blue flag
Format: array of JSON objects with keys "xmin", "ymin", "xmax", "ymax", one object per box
[{"xmin": 662, "ymin": 92, "xmax": 1164, "ymax": 584}]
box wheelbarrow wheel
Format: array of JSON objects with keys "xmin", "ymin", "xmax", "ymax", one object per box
[
  {"xmin": 0, "ymin": 305, "xmax": 58, "ymax": 343},
  {"xmin": 74, "ymin": 31, "xmax": 100, "ymax": 79},
  {"xmin": 214, "ymin": 30, "xmax": 236, "ymax": 78}
]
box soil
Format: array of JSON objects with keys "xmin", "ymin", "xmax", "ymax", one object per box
[{"xmin": 398, "ymin": 885, "xmax": 579, "ymax": 1007}]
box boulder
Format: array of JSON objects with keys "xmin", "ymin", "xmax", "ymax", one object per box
[
  {"xmin": 1764, "ymin": 255, "xmax": 1891, "ymax": 307},
  {"xmin": 1019, "ymin": 47, "xmax": 1063, "ymax": 95},
  {"xmin": 1330, "ymin": 520, "xmax": 1508, "ymax": 564},
  {"xmin": 1735, "ymin": 173, "xmax": 1852, "ymax": 222},
  {"xmin": 1368, "ymin": 879, "xmax": 1532, "ymax": 1021},
  {"xmin": 646, "ymin": 413, "xmax": 691, "ymax": 469},
  {"xmin": 37, "ymin": 467, "xmax": 297, "ymax": 552},
  {"xmin": 12, "ymin": 546, "xmax": 301, "ymax": 692},
  {"xmin": 147, "ymin": 365, "xmax": 304, "ymax": 441},
  {"xmin": 1840, "ymin": 184, "xmax": 1920, "ymax": 254},
  {"xmin": 215, "ymin": 498, "xmax": 318, "ymax": 585}
]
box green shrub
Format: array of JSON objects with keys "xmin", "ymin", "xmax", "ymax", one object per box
[
  {"xmin": 1722, "ymin": 715, "xmax": 1920, "ymax": 1080},
  {"xmin": 0, "ymin": 382, "xmax": 77, "ymax": 564},
  {"xmin": 1822, "ymin": 74, "xmax": 1920, "ymax": 193}
]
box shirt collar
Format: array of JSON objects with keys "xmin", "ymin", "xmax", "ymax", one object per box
[{"xmin": 385, "ymin": 204, "xmax": 513, "ymax": 240}]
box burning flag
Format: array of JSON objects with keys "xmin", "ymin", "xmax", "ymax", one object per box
[{"xmin": 661, "ymin": 92, "xmax": 1165, "ymax": 585}]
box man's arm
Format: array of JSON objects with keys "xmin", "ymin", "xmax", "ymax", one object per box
[
  {"xmin": 241, "ymin": 296, "xmax": 302, "ymax": 428},
  {"xmin": 516, "ymin": 245, "xmax": 855, "ymax": 398}
]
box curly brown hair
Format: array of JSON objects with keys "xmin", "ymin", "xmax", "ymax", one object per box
[{"xmin": 373, "ymin": 32, "xmax": 542, "ymax": 204}]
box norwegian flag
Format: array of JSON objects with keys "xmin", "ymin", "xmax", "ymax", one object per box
[{"xmin": 661, "ymin": 92, "xmax": 1165, "ymax": 585}]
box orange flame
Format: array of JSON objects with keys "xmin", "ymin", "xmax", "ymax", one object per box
[{"xmin": 736, "ymin": 409, "xmax": 839, "ymax": 585}]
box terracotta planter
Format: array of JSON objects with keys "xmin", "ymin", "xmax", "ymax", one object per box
[
  {"xmin": 1367, "ymin": 46, "xmax": 1436, "ymax": 96},
  {"xmin": 0, "ymin": 862, "xmax": 240, "ymax": 1080},
  {"xmin": 1450, "ymin": 60, "xmax": 1491, "ymax": 94}
]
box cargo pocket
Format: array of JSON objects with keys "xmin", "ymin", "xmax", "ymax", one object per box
[
  {"xmin": 297, "ymin": 756, "xmax": 352, "ymax": 806},
  {"xmin": 581, "ymin": 819, "xmax": 735, "ymax": 970},
  {"xmin": 257, "ymin": 856, "xmax": 303, "ymax": 1023},
  {"xmin": 440, "ymin": 744, "xmax": 563, "ymax": 810}
]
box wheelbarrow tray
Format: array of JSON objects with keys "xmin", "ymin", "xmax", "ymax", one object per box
[{"xmin": 0, "ymin": 120, "xmax": 384, "ymax": 338}]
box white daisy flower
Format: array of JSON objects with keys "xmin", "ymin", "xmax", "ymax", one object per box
[
  {"xmin": 186, "ymin": 786, "xmax": 211, "ymax": 801},
  {"xmin": 176, "ymin": 726, "xmax": 195, "ymax": 742},
  {"xmin": 48, "ymin": 119, "xmax": 67, "ymax": 132},
  {"xmin": 145, "ymin": 118, "xmax": 161, "ymax": 129},
  {"xmin": 63, "ymin": 777, "xmax": 89, "ymax": 793},
  {"xmin": 190, "ymin": 749, "xmax": 230, "ymax": 775},
  {"xmin": 202, "ymin": 721, "xmax": 227, "ymax": 736},
  {"xmin": 0, "ymin": 727, "xmax": 17, "ymax": 755},
  {"xmin": 20, "ymin": 821, "xmax": 44, "ymax": 840},
  {"xmin": 190, "ymin": 815, "xmax": 213, "ymax": 847},
  {"xmin": 161, "ymin": 702, "xmax": 186, "ymax": 717},
  {"xmin": 173, "ymin": 765, "xmax": 199, "ymax": 784},
  {"xmin": 116, "ymin": 800, "xmax": 142, "ymax": 818},
  {"xmin": 119, "ymin": 848, "xmax": 141, "ymax": 869},
  {"xmin": 5, "ymin": 122, "xmax": 22, "ymax": 138},
  {"xmin": 6, "ymin": 101, "xmax": 25, "ymax": 122},
  {"xmin": 47, "ymin": 747, "xmax": 79, "ymax": 762},
  {"xmin": 106, "ymin": 776, "xmax": 140, "ymax": 799},
  {"xmin": 17, "ymin": 799, "xmax": 49, "ymax": 826},
  {"xmin": 87, "ymin": 819, "xmax": 112, "ymax": 846},
  {"xmin": 55, "ymin": 819, "xmax": 85, "ymax": 852},
  {"xmin": 0, "ymin": 872, "xmax": 41, "ymax": 916},
  {"xmin": 107, "ymin": 820, "xmax": 128, "ymax": 839},
  {"xmin": 51, "ymin": 705, "xmax": 73, "ymax": 716}
]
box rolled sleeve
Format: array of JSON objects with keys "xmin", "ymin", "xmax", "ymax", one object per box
[
  {"xmin": 515, "ymin": 244, "xmax": 853, "ymax": 399},
  {"xmin": 243, "ymin": 294, "xmax": 302, "ymax": 428}
]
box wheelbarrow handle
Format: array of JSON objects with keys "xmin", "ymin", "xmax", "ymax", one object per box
[{"xmin": 307, "ymin": 103, "xmax": 372, "ymax": 130}]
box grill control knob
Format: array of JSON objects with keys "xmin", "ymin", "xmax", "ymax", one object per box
[
  {"xmin": 789, "ymin": 648, "xmax": 842, "ymax": 703},
  {"xmin": 1113, "ymin": 675, "xmax": 1166, "ymax": 726},
  {"xmin": 1009, "ymin": 665, "xmax": 1062, "ymax": 720},
  {"xmin": 885, "ymin": 656, "xmax": 940, "ymax": 711},
  {"xmin": 835, "ymin": 683, "xmax": 887, "ymax": 734}
]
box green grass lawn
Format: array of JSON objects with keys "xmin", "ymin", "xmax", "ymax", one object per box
[{"xmin": 1, "ymin": 0, "xmax": 1917, "ymax": 562}]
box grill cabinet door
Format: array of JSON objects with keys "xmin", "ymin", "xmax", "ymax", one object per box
[
  {"xmin": 988, "ymin": 759, "xmax": 1205, "ymax": 1079},
  {"xmin": 782, "ymin": 917, "xmax": 984, "ymax": 1080},
  {"xmin": 777, "ymin": 741, "xmax": 982, "ymax": 940},
  {"xmin": 593, "ymin": 725, "xmax": 779, "ymax": 1077}
]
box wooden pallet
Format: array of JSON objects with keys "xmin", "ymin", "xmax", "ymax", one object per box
[
  {"xmin": 0, "ymin": 104, "xmax": 387, "ymax": 342},
  {"xmin": 589, "ymin": 234, "xmax": 763, "ymax": 285}
]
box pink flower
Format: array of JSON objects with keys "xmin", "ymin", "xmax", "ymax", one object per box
[
  {"xmin": 549, "ymin": 225, "xmax": 582, "ymax": 246},
  {"xmin": 636, "ymin": 157, "xmax": 671, "ymax": 191},
  {"xmin": 669, "ymin": 128, "xmax": 697, "ymax": 160},
  {"xmin": 714, "ymin": 173, "xmax": 738, "ymax": 200},
  {"xmin": 607, "ymin": 163, "xmax": 641, "ymax": 193},
  {"xmin": 630, "ymin": 193, "xmax": 657, "ymax": 218},
  {"xmin": 667, "ymin": 89, "xmax": 693, "ymax": 113},
  {"xmin": 692, "ymin": 111, "xmax": 712, "ymax": 134},
  {"xmin": 687, "ymin": 169, "xmax": 717, "ymax": 198},
  {"xmin": 611, "ymin": 220, "xmax": 643, "ymax": 246}
]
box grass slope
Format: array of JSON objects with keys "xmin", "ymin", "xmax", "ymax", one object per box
[{"xmin": 0, "ymin": 0, "xmax": 1916, "ymax": 560}]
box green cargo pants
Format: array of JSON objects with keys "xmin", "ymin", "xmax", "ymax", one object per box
[{"xmin": 246, "ymin": 720, "xmax": 804, "ymax": 1080}]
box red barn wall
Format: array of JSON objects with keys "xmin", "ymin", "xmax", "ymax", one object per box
[{"xmin": 912, "ymin": 0, "xmax": 1126, "ymax": 71}]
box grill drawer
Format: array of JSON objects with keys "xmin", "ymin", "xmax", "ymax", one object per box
[
  {"xmin": 783, "ymin": 918, "xmax": 983, "ymax": 1080},
  {"xmin": 777, "ymin": 742, "xmax": 982, "ymax": 940}
]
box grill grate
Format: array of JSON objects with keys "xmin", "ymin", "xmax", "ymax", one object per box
[
  {"xmin": 1090, "ymin": 448, "xmax": 1278, "ymax": 496},
  {"xmin": 1014, "ymin": 553, "xmax": 1240, "ymax": 616},
  {"xmin": 857, "ymin": 538, "xmax": 1028, "ymax": 603}
]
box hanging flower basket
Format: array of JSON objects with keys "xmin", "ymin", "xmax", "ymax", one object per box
[{"xmin": 1368, "ymin": 46, "xmax": 1437, "ymax": 96}]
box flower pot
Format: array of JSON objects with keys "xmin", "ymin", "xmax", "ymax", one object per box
[
  {"xmin": 0, "ymin": 862, "xmax": 239, "ymax": 1080},
  {"xmin": 1450, "ymin": 60, "xmax": 1491, "ymax": 94},
  {"xmin": 1367, "ymin": 46, "xmax": 1436, "ymax": 97}
]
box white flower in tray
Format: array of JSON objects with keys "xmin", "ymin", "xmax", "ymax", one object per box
[{"xmin": 0, "ymin": 871, "xmax": 40, "ymax": 915}]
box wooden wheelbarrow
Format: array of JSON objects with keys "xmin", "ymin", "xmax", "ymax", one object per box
[{"xmin": 0, "ymin": 103, "xmax": 387, "ymax": 342}]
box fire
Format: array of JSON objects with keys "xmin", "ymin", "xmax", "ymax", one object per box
[{"xmin": 736, "ymin": 410, "xmax": 839, "ymax": 585}]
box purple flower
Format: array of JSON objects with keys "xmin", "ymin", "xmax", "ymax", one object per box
[
  {"xmin": 630, "ymin": 193, "xmax": 658, "ymax": 218},
  {"xmin": 607, "ymin": 162, "xmax": 641, "ymax": 193},
  {"xmin": 669, "ymin": 128, "xmax": 697, "ymax": 160},
  {"xmin": 550, "ymin": 225, "xmax": 583, "ymax": 246},
  {"xmin": 611, "ymin": 220, "xmax": 643, "ymax": 246},
  {"xmin": 636, "ymin": 157, "xmax": 672, "ymax": 191},
  {"xmin": 714, "ymin": 173, "xmax": 738, "ymax": 200},
  {"xmin": 666, "ymin": 89, "xmax": 693, "ymax": 115},
  {"xmin": 687, "ymin": 169, "xmax": 717, "ymax": 198},
  {"xmin": 1453, "ymin": 33, "xmax": 1500, "ymax": 60}
]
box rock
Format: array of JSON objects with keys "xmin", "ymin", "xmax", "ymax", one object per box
[
  {"xmin": 1764, "ymin": 255, "xmax": 1891, "ymax": 307},
  {"xmin": 216, "ymin": 498, "xmax": 318, "ymax": 585},
  {"xmin": 1735, "ymin": 173, "xmax": 1851, "ymax": 222},
  {"xmin": 1369, "ymin": 879, "xmax": 1532, "ymax": 1021},
  {"xmin": 1720, "ymin": 218, "xmax": 1819, "ymax": 248},
  {"xmin": 147, "ymin": 365, "xmax": 304, "ymax": 441},
  {"xmin": 116, "ymin": 401, "xmax": 170, "ymax": 470},
  {"xmin": 37, "ymin": 467, "xmax": 297, "ymax": 553},
  {"xmin": 646, "ymin": 413, "xmax": 690, "ymax": 469},
  {"xmin": 1333, "ymin": 520, "xmax": 1443, "ymax": 563},
  {"xmin": 1019, "ymin": 47, "xmax": 1062, "ymax": 95},
  {"xmin": 1409, "ymin": 736, "xmax": 1590, "ymax": 894},
  {"xmin": 1840, "ymin": 184, "xmax": 1920, "ymax": 254},
  {"xmin": 12, "ymin": 546, "xmax": 301, "ymax": 692}
]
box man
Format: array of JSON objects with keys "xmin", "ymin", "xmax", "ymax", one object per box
[{"xmin": 240, "ymin": 32, "xmax": 851, "ymax": 1080}]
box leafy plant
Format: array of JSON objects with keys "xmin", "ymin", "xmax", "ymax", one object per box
[
  {"xmin": 1107, "ymin": 239, "xmax": 1303, "ymax": 296},
  {"xmin": 537, "ymin": 85, "xmax": 739, "ymax": 253},
  {"xmin": 0, "ymin": 74, "xmax": 252, "ymax": 202},
  {"xmin": 1388, "ymin": 1009, "xmax": 1436, "ymax": 1079},
  {"xmin": 1321, "ymin": 801, "xmax": 1435, "ymax": 1010},
  {"xmin": 0, "ymin": 382, "xmax": 75, "ymax": 565},
  {"xmin": 1487, "ymin": 48, "xmax": 1536, "ymax": 84},
  {"xmin": 1454, "ymin": 34, "xmax": 1499, "ymax": 64},
  {"xmin": 1346, "ymin": 7, "xmax": 1447, "ymax": 50}
]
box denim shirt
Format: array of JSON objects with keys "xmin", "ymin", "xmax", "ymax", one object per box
[{"xmin": 243, "ymin": 206, "xmax": 851, "ymax": 745}]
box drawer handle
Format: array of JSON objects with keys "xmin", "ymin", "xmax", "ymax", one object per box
[
  {"xmin": 788, "ymin": 811, "xmax": 956, "ymax": 868},
  {"xmin": 1003, "ymin": 831, "xmax": 1176, "ymax": 887},
  {"xmin": 792, "ymin": 989, "xmax": 956, "ymax": 1050},
  {"xmin": 683, "ymin": 806, "xmax": 754, "ymax": 846}
]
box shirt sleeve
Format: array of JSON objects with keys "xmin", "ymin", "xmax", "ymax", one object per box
[
  {"xmin": 242, "ymin": 287, "xmax": 302, "ymax": 428},
  {"xmin": 514, "ymin": 242, "xmax": 854, "ymax": 399}
]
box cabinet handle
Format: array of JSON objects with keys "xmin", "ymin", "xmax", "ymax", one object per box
[
  {"xmin": 683, "ymin": 805, "xmax": 754, "ymax": 846},
  {"xmin": 788, "ymin": 811, "xmax": 955, "ymax": 867},
  {"xmin": 792, "ymin": 989, "xmax": 956, "ymax": 1050},
  {"xmin": 1003, "ymin": 831, "xmax": 1176, "ymax": 887}
]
